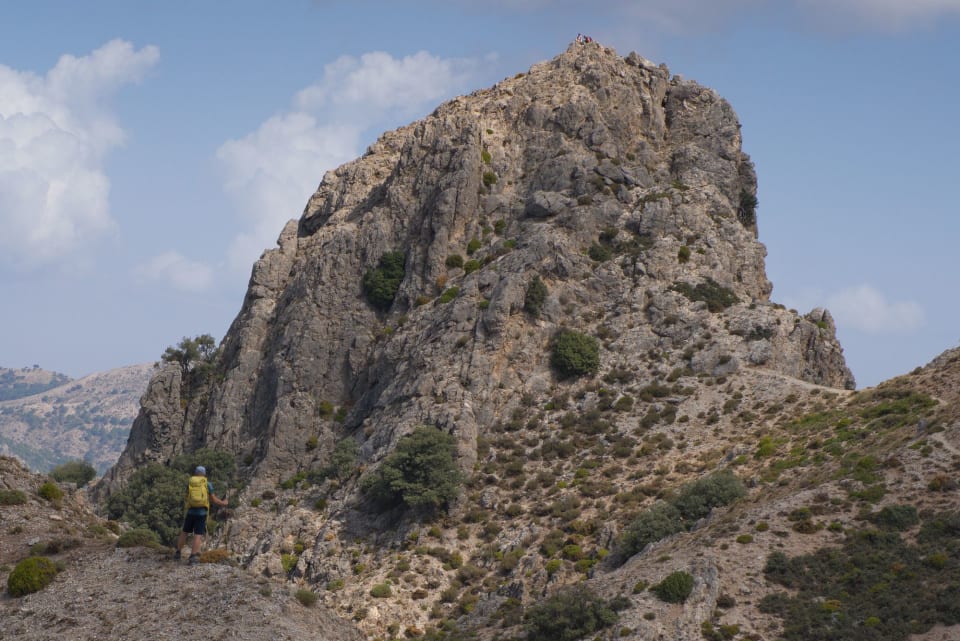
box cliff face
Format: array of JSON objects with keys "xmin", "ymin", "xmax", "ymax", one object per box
[
  {"xmin": 139, "ymin": 43, "xmax": 848, "ymax": 477},
  {"xmin": 103, "ymin": 42, "xmax": 859, "ymax": 637}
]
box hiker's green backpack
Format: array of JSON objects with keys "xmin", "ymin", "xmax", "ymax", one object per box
[{"xmin": 186, "ymin": 475, "xmax": 210, "ymax": 510}]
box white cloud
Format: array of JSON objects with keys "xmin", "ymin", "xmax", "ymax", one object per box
[
  {"xmin": 136, "ymin": 251, "xmax": 215, "ymax": 293},
  {"xmin": 825, "ymin": 285, "xmax": 924, "ymax": 334},
  {"xmin": 0, "ymin": 40, "xmax": 159, "ymax": 271},
  {"xmin": 217, "ymin": 51, "xmax": 483, "ymax": 272}
]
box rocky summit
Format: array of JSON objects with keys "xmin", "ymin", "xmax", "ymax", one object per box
[{"xmin": 71, "ymin": 43, "xmax": 960, "ymax": 641}]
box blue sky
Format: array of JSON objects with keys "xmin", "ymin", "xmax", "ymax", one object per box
[{"xmin": 0, "ymin": 1, "xmax": 957, "ymax": 388}]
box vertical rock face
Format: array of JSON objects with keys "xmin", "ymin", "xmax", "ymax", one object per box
[{"xmin": 108, "ymin": 42, "xmax": 852, "ymax": 507}]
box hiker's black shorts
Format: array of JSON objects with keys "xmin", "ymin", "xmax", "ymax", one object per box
[{"xmin": 182, "ymin": 512, "xmax": 207, "ymax": 535}]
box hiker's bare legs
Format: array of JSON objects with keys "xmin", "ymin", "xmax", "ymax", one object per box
[
  {"xmin": 191, "ymin": 534, "xmax": 203, "ymax": 556},
  {"xmin": 176, "ymin": 530, "xmax": 187, "ymax": 553}
]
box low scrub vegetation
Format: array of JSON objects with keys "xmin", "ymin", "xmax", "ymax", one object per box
[
  {"xmin": 616, "ymin": 470, "xmax": 746, "ymax": 562},
  {"xmin": 671, "ymin": 278, "xmax": 738, "ymax": 312},
  {"xmin": 761, "ymin": 510, "xmax": 960, "ymax": 640},
  {"xmin": 525, "ymin": 584, "xmax": 629, "ymax": 641}
]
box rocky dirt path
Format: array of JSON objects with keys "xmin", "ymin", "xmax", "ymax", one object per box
[{"xmin": 0, "ymin": 546, "xmax": 362, "ymax": 641}]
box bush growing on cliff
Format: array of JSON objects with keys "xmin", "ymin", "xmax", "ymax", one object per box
[
  {"xmin": 738, "ymin": 190, "xmax": 758, "ymax": 227},
  {"xmin": 49, "ymin": 460, "xmax": 97, "ymax": 487},
  {"xmin": 551, "ymin": 330, "xmax": 600, "ymax": 378},
  {"xmin": 161, "ymin": 334, "xmax": 220, "ymax": 393},
  {"xmin": 524, "ymin": 275, "xmax": 548, "ymax": 318},
  {"xmin": 671, "ymin": 278, "xmax": 738, "ymax": 312},
  {"xmin": 361, "ymin": 425, "xmax": 463, "ymax": 513},
  {"xmin": 363, "ymin": 250, "xmax": 406, "ymax": 310}
]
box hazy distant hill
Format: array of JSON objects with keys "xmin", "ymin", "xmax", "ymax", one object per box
[
  {"xmin": 0, "ymin": 366, "xmax": 71, "ymax": 402},
  {"xmin": 0, "ymin": 364, "xmax": 153, "ymax": 473}
]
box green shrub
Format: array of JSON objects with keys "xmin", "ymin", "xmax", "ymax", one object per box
[
  {"xmin": 525, "ymin": 585, "xmax": 624, "ymax": 641},
  {"xmin": 677, "ymin": 245, "xmax": 691, "ymax": 263},
  {"xmin": 281, "ymin": 553, "xmax": 299, "ymax": 573},
  {"xmin": 671, "ymin": 278, "xmax": 738, "ymax": 312},
  {"xmin": 295, "ymin": 589, "xmax": 318, "ymax": 607},
  {"xmin": 738, "ymin": 190, "xmax": 758, "ymax": 227},
  {"xmin": 106, "ymin": 449, "xmax": 235, "ymax": 545},
  {"xmin": 360, "ymin": 425, "xmax": 463, "ymax": 513},
  {"xmin": 481, "ymin": 149, "xmax": 492, "ymax": 164},
  {"xmin": 482, "ymin": 171, "xmax": 497, "ymax": 187},
  {"xmin": 588, "ymin": 243, "xmax": 612, "ymax": 262},
  {"xmin": 116, "ymin": 528, "xmax": 161, "ymax": 548},
  {"xmin": 362, "ymin": 250, "xmax": 406, "ymax": 310},
  {"xmin": 466, "ymin": 238, "xmax": 482, "ymax": 255},
  {"xmin": 870, "ymin": 504, "xmax": 919, "ymax": 531},
  {"xmin": 438, "ymin": 287, "xmax": 460, "ymax": 304},
  {"xmin": 653, "ymin": 571, "xmax": 694, "ymax": 603},
  {"xmin": 326, "ymin": 438, "xmax": 359, "ymax": 481},
  {"xmin": 0, "ymin": 489, "xmax": 27, "ymax": 505},
  {"xmin": 617, "ymin": 502, "xmax": 684, "ymax": 561},
  {"xmin": 445, "ymin": 254, "xmax": 464, "ymax": 269},
  {"xmin": 49, "ymin": 460, "xmax": 97, "ymax": 487},
  {"xmin": 7, "ymin": 556, "xmax": 59, "ymax": 597},
  {"xmin": 525, "ymin": 275, "xmax": 548, "ymax": 318},
  {"xmin": 671, "ymin": 470, "xmax": 746, "ymax": 523},
  {"xmin": 551, "ymin": 330, "xmax": 600, "ymax": 378},
  {"xmin": 463, "ymin": 259, "xmax": 481, "ymax": 275},
  {"xmin": 38, "ymin": 481, "xmax": 63, "ymax": 502},
  {"xmin": 370, "ymin": 583, "xmax": 392, "ymax": 598}
]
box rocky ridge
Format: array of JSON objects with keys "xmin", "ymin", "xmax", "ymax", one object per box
[{"xmin": 86, "ymin": 42, "xmax": 947, "ymax": 641}]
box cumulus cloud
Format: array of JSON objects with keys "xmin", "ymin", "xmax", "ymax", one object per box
[
  {"xmin": 825, "ymin": 285, "xmax": 924, "ymax": 334},
  {"xmin": 136, "ymin": 251, "xmax": 215, "ymax": 293},
  {"xmin": 217, "ymin": 51, "xmax": 483, "ymax": 272},
  {"xmin": 0, "ymin": 40, "xmax": 159, "ymax": 271}
]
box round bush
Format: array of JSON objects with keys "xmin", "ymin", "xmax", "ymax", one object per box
[
  {"xmin": 370, "ymin": 583, "xmax": 392, "ymax": 598},
  {"xmin": 37, "ymin": 481, "xmax": 63, "ymax": 502},
  {"xmin": 7, "ymin": 556, "xmax": 59, "ymax": 597},
  {"xmin": 653, "ymin": 571, "xmax": 694, "ymax": 603},
  {"xmin": 551, "ymin": 330, "xmax": 600, "ymax": 378},
  {"xmin": 49, "ymin": 460, "xmax": 97, "ymax": 487}
]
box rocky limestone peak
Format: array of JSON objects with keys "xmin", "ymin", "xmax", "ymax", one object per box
[{"xmin": 100, "ymin": 43, "xmax": 859, "ymax": 637}]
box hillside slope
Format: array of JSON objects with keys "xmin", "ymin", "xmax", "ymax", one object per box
[{"xmin": 0, "ymin": 364, "xmax": 153, "ymax": 473}]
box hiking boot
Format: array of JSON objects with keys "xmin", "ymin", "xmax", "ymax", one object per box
[
  {"xmin": 173, "ymin": 549, "xmax": 182, "ymax": 562},
  {"xmin": 188, "ymin": 554, "xmax": 199, "ymax": 565}
]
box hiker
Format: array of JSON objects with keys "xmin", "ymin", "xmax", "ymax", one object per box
[{"xmin": 174, "ymin": 465, "xmax": 229, "ymax": 565}]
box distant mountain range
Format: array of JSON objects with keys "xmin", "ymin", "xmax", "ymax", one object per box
[{"xmin": 0, "ymin": 363, "xmax": 153, "ymax": 473}]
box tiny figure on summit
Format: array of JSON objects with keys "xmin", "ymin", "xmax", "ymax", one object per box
[{"xmin": 173, "ymin": 465, "xmax": 229, "ymax": 565}]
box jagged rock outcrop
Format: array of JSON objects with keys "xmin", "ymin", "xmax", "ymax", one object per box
[{"xmin": 102, "ymin": 41, "xmax": 858, "ymax": 639}]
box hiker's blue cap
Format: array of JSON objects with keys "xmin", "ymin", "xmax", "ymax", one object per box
[{"xmin": 195, "ymin": 466, "xmax": 206, "ymax": 475}]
